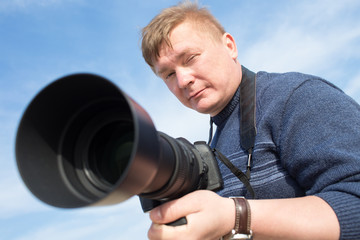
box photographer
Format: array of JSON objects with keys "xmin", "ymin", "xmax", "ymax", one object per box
[{"xmin": 141, "ymin": 1, "xmax": 360, "ymax": 239}]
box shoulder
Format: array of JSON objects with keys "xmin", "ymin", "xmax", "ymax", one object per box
[
  {"xmin": 256, "ymin": 70, "xmax": 343, "ymax": 100},
  {"xmin": 254, "ymin": 70, "xmax": 351, "ymax": 114},
  {"xmin": 253, "ymin": 69, "xmax": 360, "ymax": 149}
]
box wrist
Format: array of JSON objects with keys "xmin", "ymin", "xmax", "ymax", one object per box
[{"xmin": 222, "ymin": 197, "xmax": 253, "ymax": 240}]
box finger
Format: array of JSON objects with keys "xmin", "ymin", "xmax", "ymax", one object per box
[
  {"xmin": 148, "ymin": 222, "xmax": 188, "ymax": 240},
  {"xmin": 149, "ymin": 198, "xmax": 188, "ymax": 224},
  {"xmin": 149, "ymin": 191, "xmax": 205, "ymax": 224}
]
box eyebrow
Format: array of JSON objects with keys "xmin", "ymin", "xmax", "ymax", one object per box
[
  {"xmin": 156, "ymin": 49, "xmax": 195, "ymax": 76},
  {"xmin": 156, "ymin": 67, "xmax": 169, "ymax": 77}
]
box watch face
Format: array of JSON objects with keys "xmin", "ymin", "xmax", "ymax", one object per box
[{"xmin": 232, "ymin": 231, "xmax": 253, "ymax": 239}]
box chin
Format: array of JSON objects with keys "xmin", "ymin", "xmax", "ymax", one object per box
[
  {"xmin": 192, "ymin": 105, "xmax": 213, "ymax": 115},
  {"xmin": 189, "ymin": 100, "xmax": 218, "ymax": 115}
]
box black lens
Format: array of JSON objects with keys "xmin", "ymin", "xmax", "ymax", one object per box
[{"xmin": 89, "ymin": 121, "xmax": 134, "ymax": 186}]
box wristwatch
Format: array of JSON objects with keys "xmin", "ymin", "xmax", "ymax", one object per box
[{"xmin": 222, "ymin": 197, "xmax": 253, "ymax": 240}]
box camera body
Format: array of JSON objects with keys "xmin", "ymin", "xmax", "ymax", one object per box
[{"xmin": 140, "ymin": 139, "xmax": 223, "ymax": 212}]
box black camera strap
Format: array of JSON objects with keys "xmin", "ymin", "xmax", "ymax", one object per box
[
  {"xmin": 239, "ymin": 67, "xmax": 257, "ymax": 180},
  {"xmin": 209, "ymin": 66, "xmax": 257, "ymax": 199},
  {"xmin": 212, "ymin": 149, "xmax": 256, "ymax": 198}
]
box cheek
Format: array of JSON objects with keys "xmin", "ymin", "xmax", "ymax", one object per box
[
  {"xmin": 165, "ymin": 82, "xmax": 179, "ymax": 96},
  {"xmin": 166, "ymin": 83, "xmax": 189, "ymax": 104}
]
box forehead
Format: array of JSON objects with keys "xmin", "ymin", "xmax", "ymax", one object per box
[
  {"xmin": 164, "ymin": 22, "xmax": 205, "ymax": 52},
  {"xmin": 154, "ymin": 22, "xmax": 214, "ymax": 71}
]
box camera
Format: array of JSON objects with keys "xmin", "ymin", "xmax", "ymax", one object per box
[{"xmin": 15, "ymin": 73, "xmax": 223, "ymax": 212}]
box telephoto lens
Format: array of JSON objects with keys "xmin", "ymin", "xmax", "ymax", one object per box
[{"xmin": 15, "ymin": 73, "xmax": 223, "ymax": 210}]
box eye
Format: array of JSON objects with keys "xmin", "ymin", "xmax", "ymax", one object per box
[
  {"xmin": 186, "ymin": 54, "xmax": 199, "ymax": 64},
  {"xmin": 166, "ymin": 71, "xmax": 175, "ymax": 80}
]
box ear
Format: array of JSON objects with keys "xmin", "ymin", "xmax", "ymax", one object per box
[{"xmin": 223, "ymin": 33, "xmax": 238, "ymax": 60}]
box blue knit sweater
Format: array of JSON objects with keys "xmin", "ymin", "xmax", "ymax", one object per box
[{"xmin": 211, "ymin": 67, "xmax": 360, "ymax": 239}]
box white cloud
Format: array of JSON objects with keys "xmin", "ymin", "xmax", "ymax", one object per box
[
  {"xmin": 228, "ymin": 0, "xmax": 360, "ymax": 79},
  {"xmin": 0, "ymin": 0, "xmax": 81, "ymax": 11},
  {"xmin": 1, "ymin": 168, "xmax": 150, "ymax": 239},
  {"xmin": 344, "ymin": 73, "xmax": 360, "ymax": 101},
  {"xmin": 241, "ymin": 24, "xmax": 360, "ymax": 75},
  {"xmin": 0, "ymin": 169, "xmax": 46, "ymax": 219},
  {"xmin": 13, "ymin": 198, "xmax": 150, "ymax": 240}
]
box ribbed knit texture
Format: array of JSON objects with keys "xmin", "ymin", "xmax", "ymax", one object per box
[{"xmin": 211, "ymin": 67, "xmax": 360, "ymax": 239}]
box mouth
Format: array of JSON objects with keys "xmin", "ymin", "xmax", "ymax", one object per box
[{"xmin": 189, "ymin": 88, "xmax": 205, "ymax": 100}]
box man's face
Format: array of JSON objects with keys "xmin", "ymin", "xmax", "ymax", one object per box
[{"xmin": 154, "ymin": 21, "xmax": 241, "ymax": 116}]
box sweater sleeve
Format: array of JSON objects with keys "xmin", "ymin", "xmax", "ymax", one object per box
[{"xmin": 278, "ymin": 78, "xmax": 360, "ymax": 240}]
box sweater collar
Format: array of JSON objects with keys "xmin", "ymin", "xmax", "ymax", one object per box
[{"xmin": 211, "ymin": 83, "xmax": 240, "ymax": 126}]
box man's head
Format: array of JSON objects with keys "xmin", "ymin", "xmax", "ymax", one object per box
[
  {"xmin": 141, "ymin": 1, "xmax": 242, "ymax": 116},
  {"xmin": 141, "ymin": 1, "xmax": 226, "ymax": 71}
]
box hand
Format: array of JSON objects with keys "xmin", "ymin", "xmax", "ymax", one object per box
[{"xmin": 147, "ymin": 190, "xmax": 235, "ymax": 240}]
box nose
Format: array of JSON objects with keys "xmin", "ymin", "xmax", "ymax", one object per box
[{"xmin": 176, "ymin": 68, "xmax": 194, "ymax": 89}]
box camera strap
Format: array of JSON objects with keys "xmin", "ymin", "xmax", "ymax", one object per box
[
  {"xmin": 212, "ymin": 149, "xmax": 256, "ymax": 199},
  {"xmin": 209, "ymin": 66, "xmax": 257, "ymax": 199},
  {"xmin": 239, "ymin": 66, "xmax": 257, "ymax": 181}
]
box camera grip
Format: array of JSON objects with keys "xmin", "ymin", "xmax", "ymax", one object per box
[{"xmin": 166, "ymin": 217, "xmax": 187, "ymax": 226}]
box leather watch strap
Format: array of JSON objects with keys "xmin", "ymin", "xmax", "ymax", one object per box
[
  {"xmin": 222, "ymin": 197, "xmax": 252, "ymax": 240},
  {"xmin": 233, "ymin": 197, "xmax": 251, "ymax": 234}
]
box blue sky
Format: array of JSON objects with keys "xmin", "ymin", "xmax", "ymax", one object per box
[{"xmin": 1, "ymin": 0, "xmax": 359, "ymax": 239}]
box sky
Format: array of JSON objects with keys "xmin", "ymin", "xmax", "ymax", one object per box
[{"xmin": 0, "ymin": 0, "xmax": 359, "ymax": 239}]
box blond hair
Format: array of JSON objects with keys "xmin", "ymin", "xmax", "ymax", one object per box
[{"xmin": 141, "ymin": 1, "xmax": 226, "ymax": 71}]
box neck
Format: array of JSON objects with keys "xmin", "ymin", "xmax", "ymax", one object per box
[{"xmin": 210, "ymin": 62, "xmax": 242, "ymax": 117}]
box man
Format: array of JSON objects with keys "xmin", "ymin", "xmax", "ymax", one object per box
[{"xmin": 141, "ymin": 2, "xmax": 360, "ymax": 240}]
